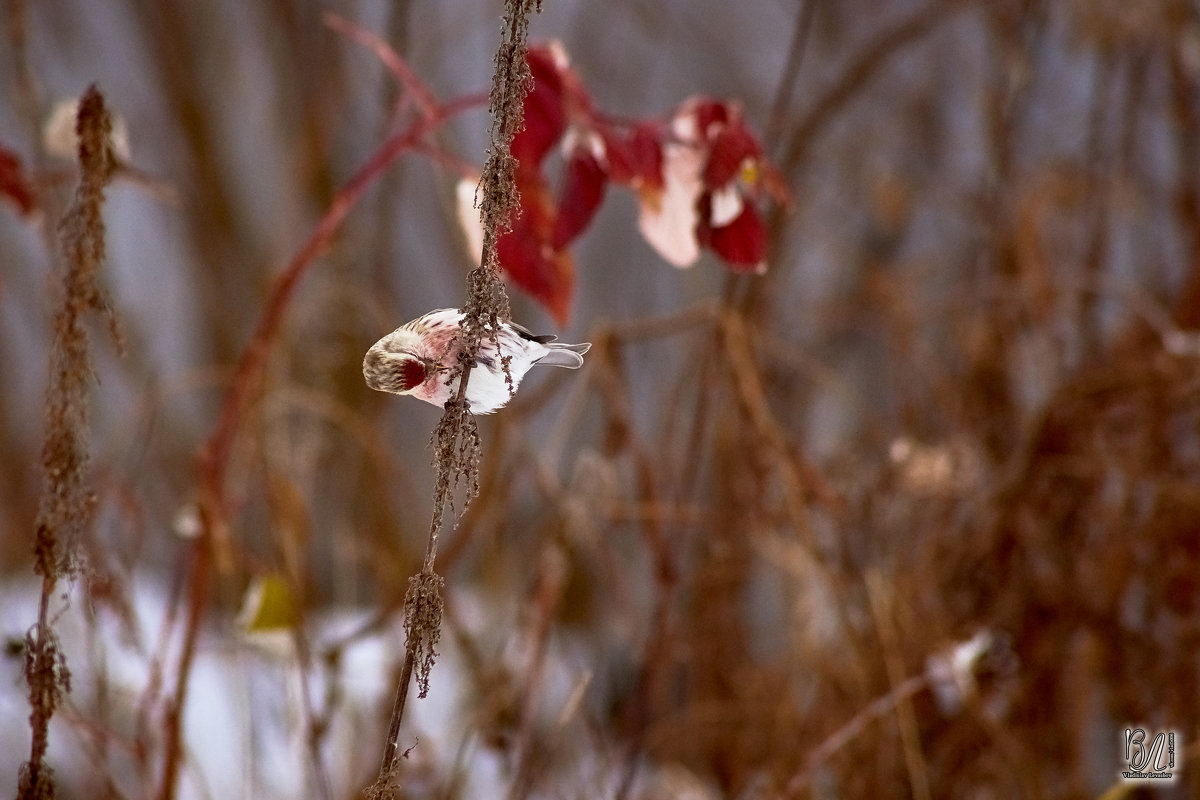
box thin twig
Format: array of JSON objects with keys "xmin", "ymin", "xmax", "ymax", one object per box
[
  {"xmin": 505, "ymin": 541, "xmax": 568, "ymax": 800},
  {"xmin": 590, "ymin": 336, "xmax": 677, "ymax": 800},
  {"xmin": 782, "ymin": 674, "xmax": 931, "ymax": 798},
  {"xmin": 865, "ymin": 571, "xmax": 932, "ymax": 800},
  {"xmin": 778, "ymin": 0, "xmax": 965, "ymax": 175},
  {"xmin": 764, "ymin": 0, "xmax": 817, "ymax": 151},
  {"xmin": 323, "ymin": 12, "xmax": 440, "ymax": 119}
]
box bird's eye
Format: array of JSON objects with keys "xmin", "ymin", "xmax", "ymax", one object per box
[{"xmin": 400, "ymin": 358, "xmax": 428, "ymax": 390}]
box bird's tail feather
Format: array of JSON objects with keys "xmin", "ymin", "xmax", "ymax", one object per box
[{"xmin": 538, "ymin": 341, "xmax": 591, "ymax": 369}]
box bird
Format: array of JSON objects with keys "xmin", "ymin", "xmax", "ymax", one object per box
[{"xmin": 363, "ymin": 308, "xmax": 591, "ymax": 414}]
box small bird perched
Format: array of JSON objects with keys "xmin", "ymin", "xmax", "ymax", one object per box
[{"xmin": 363, "ymin": 308, "xmax": 591, "ymax": 414}]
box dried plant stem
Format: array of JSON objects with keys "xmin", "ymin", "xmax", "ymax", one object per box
[
  {"xmin": 155, "ymin": 534, "xmax": 209, "ymax": 800},
  {"xmin": 506, "ymin": 543, "xmax": 568, "ymax": 800},
  {"xmin": 377, "ymin": 653, "xmax": 417, "ymax": 788},
  {"xmin": 763, "ymin": 0, "xmax": 817, "ymax": 150},
  {"xmin": 7, "ymin": 0, "xmax": 45, "ymax": 175},
  {"xmin": 865, "ymin": 571, "xmax": 931, "ymax": 800},
  {"xmin": 718, "ymin": 311, "xmax": 819, "ymax": 533},
  {"xmin": 21, "ymin": 85, "xmax": 118, "ymax": 800},
  {"xmin": 782, "ymin": 674, "xmax": 931, "ymax": 798},
  {"xmin": 779, "ymin": 0, "xmax": 963, "ymax": 174},
  {"xmin": 585, "ymin": 336, "xmax": 677, "ymax": 800},
  {"xmin": 370, "ymin": 1, "xmax": 541, "ymax": 794}
]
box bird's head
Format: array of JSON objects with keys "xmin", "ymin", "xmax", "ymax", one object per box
[{"xmin": 363, "ymin": 346, "xmax": 443, "ymax": 395}]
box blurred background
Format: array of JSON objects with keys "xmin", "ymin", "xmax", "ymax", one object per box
[{"xmin": 2, "ymin": 0, "xmax": 1199, "ymax": 797}]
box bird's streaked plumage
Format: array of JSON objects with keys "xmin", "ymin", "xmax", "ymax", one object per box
[{"xmin": 363, "ymin": 308, "xmax": 590, "ymax": 414}]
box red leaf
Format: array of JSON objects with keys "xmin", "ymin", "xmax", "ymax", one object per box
[
  {"xmin": 497, "ymin": 214, "xmax": 574, "ymax": 324},
  {"xmin": 698, "ymin": 194, "xmax": 767, "ymax": 272},
  {"xmin": 702, "ymin": 124, "xmax": 761, "ymax": 189},
  {"xmin": 0, "ymin": 147, "xmax": 36, "ymax": 216},
  {"xmin": 637, "ymin": 142, "xmax": 704, "ymax": 268},
  {"xmin": 512, "ymin": 169, "xmax": 557, "ymax": 251},
  {"xmin": 512, "ymin": 48, "xmax": 568, "ymax": 168},
  {"xmin": 495, "ymin": 170, "xmax": 575, "ymax": 323},
  {"xmin": 603, "ymin": 123, "xmax": 663, "ymax": 192},
  {"xmin": 552, "ymin": 145, "xmax": 607, "ymax": 248},
  {"xmin": 680, "ymin": 98, "xmax": 731, "ymax": 141}
]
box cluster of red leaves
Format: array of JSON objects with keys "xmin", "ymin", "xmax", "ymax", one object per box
[{"xmin": 464, "ymin": 43, "xmax": 788, "ymax": 324}]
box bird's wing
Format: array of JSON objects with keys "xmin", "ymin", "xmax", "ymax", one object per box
[{"xmin": 509, "ymin": 320, "xmax": 557, "ymax": 344}]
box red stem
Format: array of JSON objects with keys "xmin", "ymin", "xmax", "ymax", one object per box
[
  {"xmin": 157, "ymin": 91, "xmax": 486, "ymax": 800},
  {"xmin": 323, "ymin": 13, "xmax": 440, "ymax": 120},
  {"xmin": 197, "ymin": 92, "xmax": 486, "ymax": 527}
]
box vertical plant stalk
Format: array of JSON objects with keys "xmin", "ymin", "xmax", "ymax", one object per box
[
  {"xmin": 370, "ymin": 1, "xmax": 541, "ymax": 794},
  {"xmin": 20, "ymin": 84, "xmax": 118, "ymax": 800}
]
